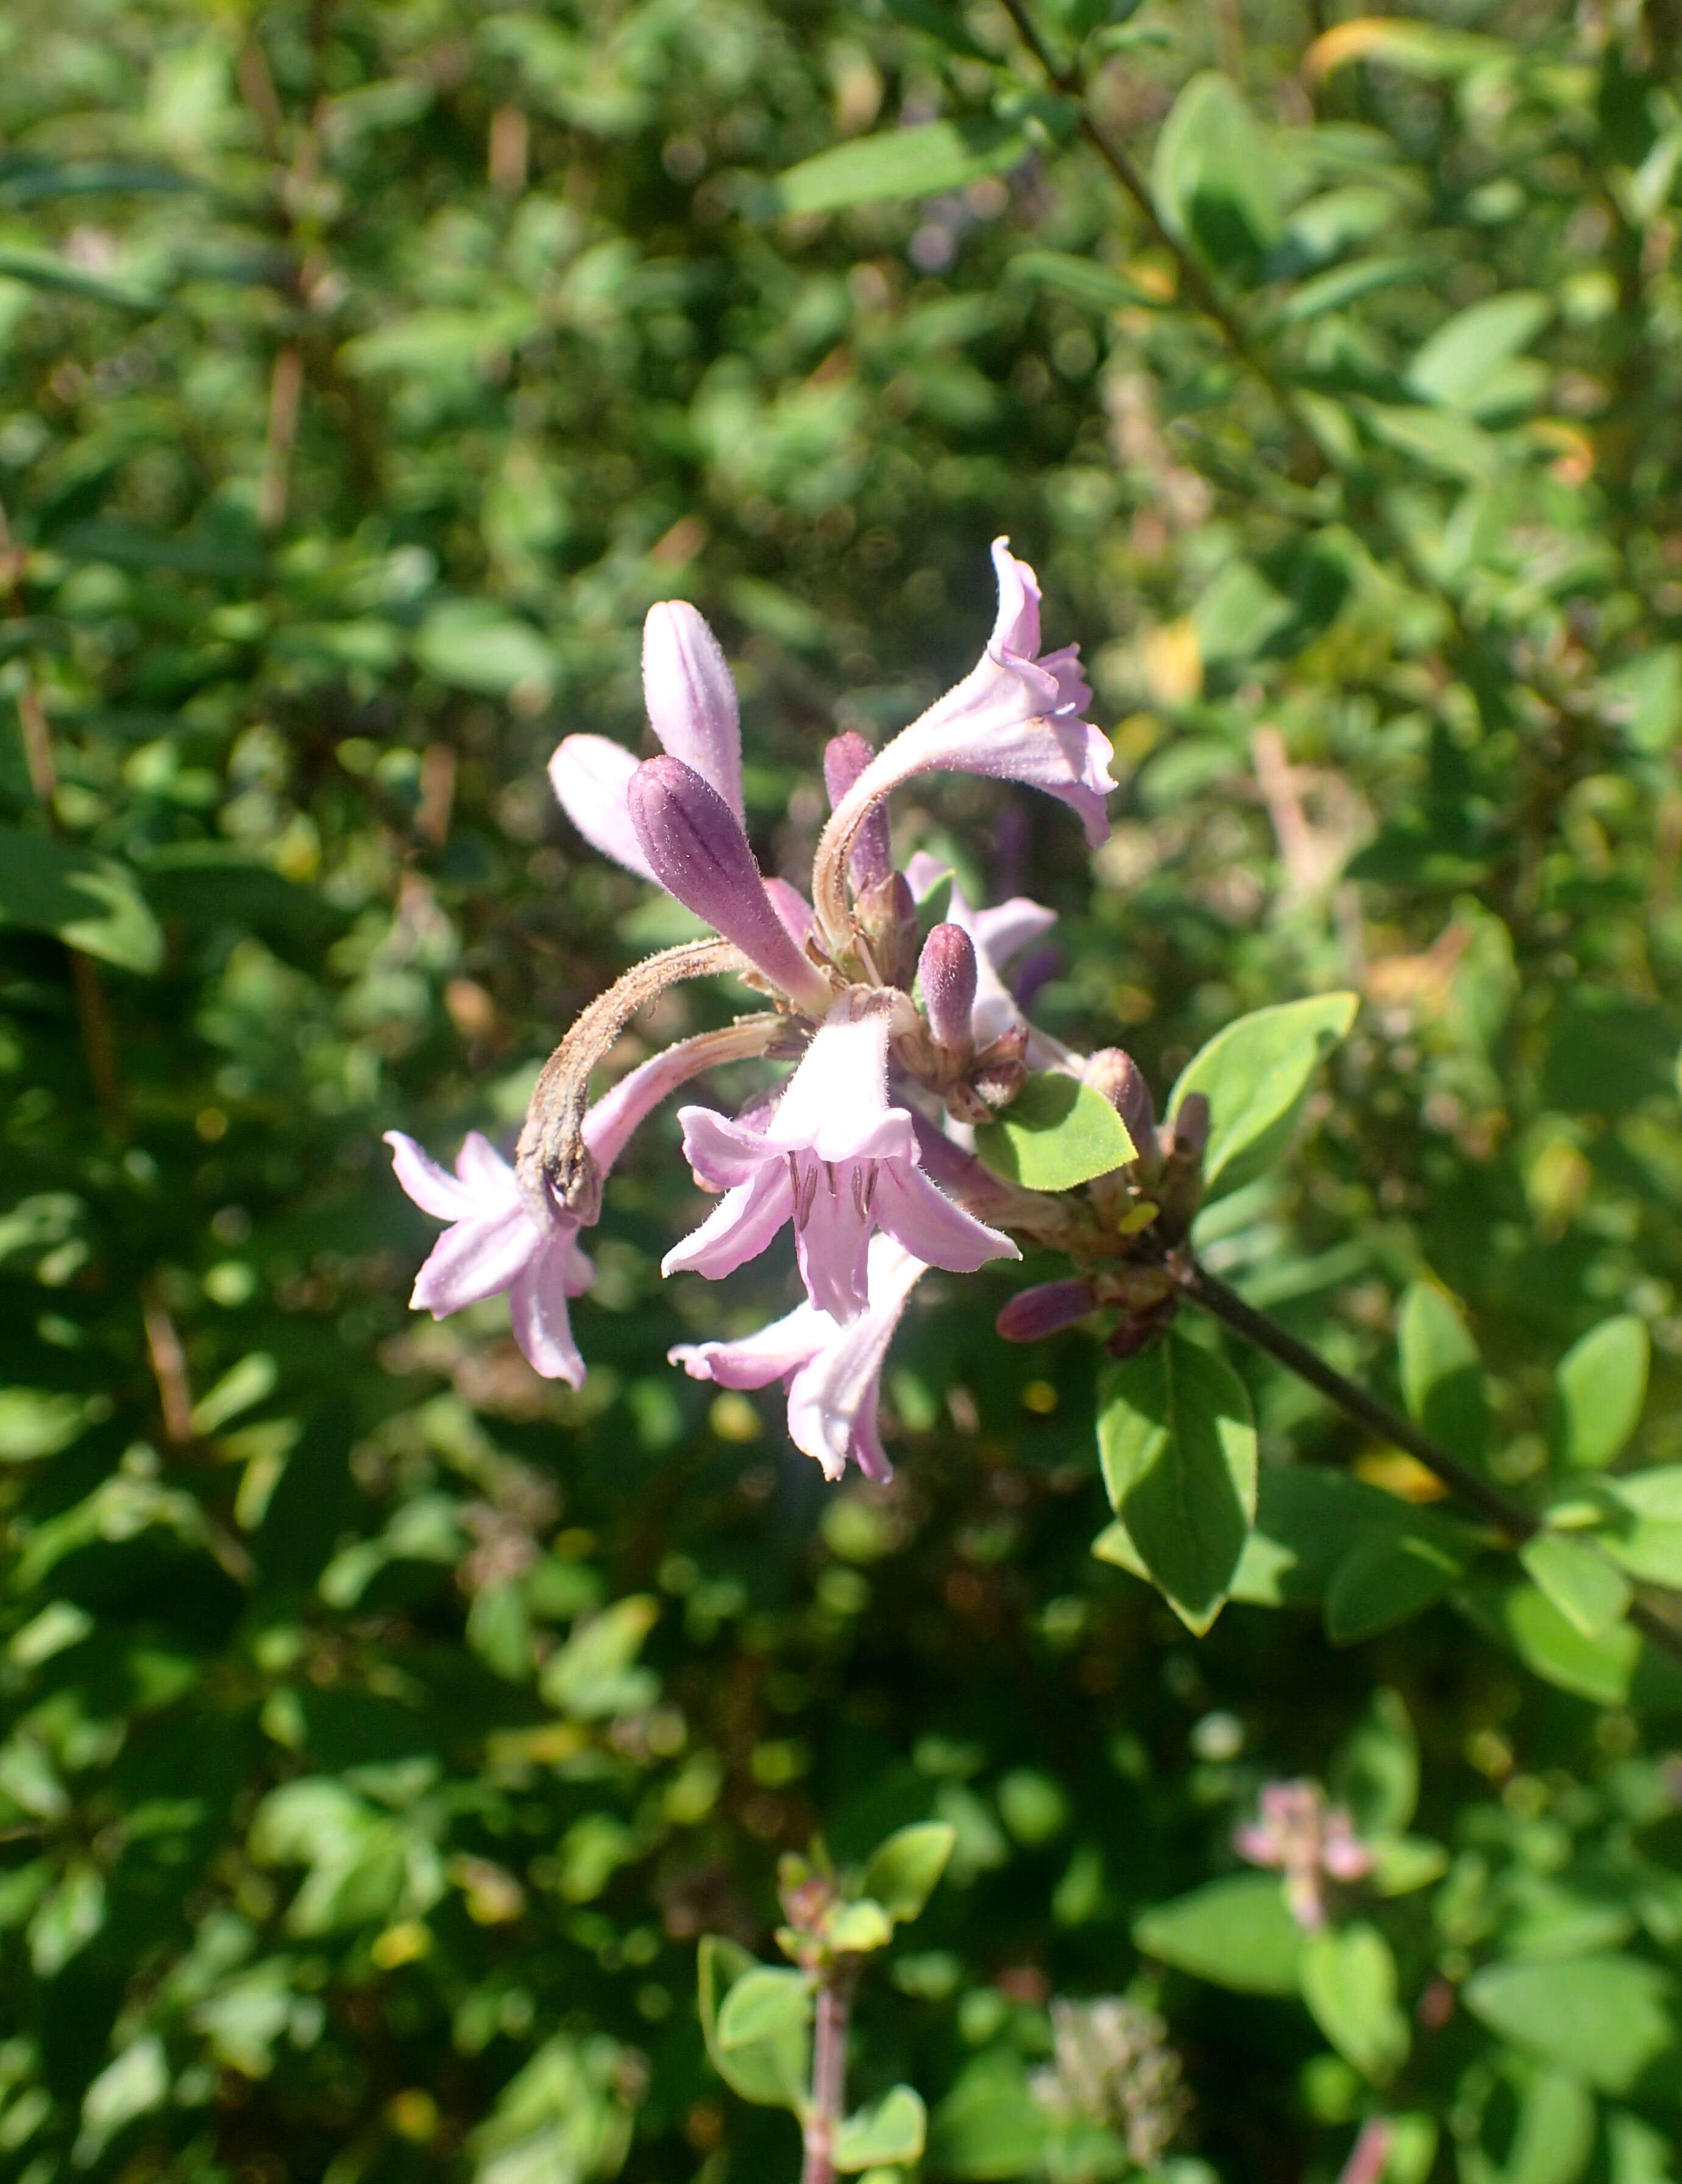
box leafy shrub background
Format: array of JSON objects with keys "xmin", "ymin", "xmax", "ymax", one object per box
[{"xmin": 3, "ymin": 1, "xmax": 1682, "ymax": 2179}]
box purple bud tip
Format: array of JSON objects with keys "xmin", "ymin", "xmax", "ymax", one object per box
[
  {"xmin": 627, "ymin": 756, "xmax": 827, "ymax": 1009},
  {"xmin": 918, "ymin": 921, "xmax": 978, "ymax": 1050},
  {"xmin": 996, "ymin": 1278, "xmax": 1094, "ymax": 1343},
  {"xmin": 1169, "ymin": 1091, "xmax": 1210, "ymax": 1160},
  {"xmin": 823, "ymin": 731, "xmax": 892, "ymax": 890},
  {"xmin": 1085, "ymin": 1049, "xmax": 1156, "ymax": 1159}
]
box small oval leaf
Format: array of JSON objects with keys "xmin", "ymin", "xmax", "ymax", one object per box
[{"xmin": 973, "ymin": 1072, "xmax": 1134, "ymax": 1192}]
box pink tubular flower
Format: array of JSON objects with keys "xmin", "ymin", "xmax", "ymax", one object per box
[
  {"xmin": 548, "ymin": 599, "xmax": 745, "ymax": 882},
  {"xmin": 386, "ymin": 1029, "xmax": 773, "ymax": 1385},
  {"xmin": 672, "ymin": 1235, "xmax": 929, "ymax": 1480},
  {"xmin": 1235, "ymin": 1780, "xmax": 1375, "ymax": 1930},
  {"xmin": 664, "ymin": 1001, "xmax": 1018, "ymax": 1321},
  {"xmin": 386, "ymin": 1130, "xmax": 595, "ymax": 1385},
  {"xmin": 814, "ymin": 539, "xmax": 1113, "ymax": 943}
]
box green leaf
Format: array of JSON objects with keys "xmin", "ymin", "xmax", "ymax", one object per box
[
  {"xmin": 1096, "ymin": 1335, "xmax": 1257, "ymax": 1633},
  {"xmin": 1600, "ymin": 1518, "xmax": 1682, "ymax": 1588},
  {"xmin": 1407, "ymin": 291, "xmax": 1552, "ymax": 410},
  {"xmin": 1365, "ymin": 1835, "xmax": 1449, "ymax": 1896},
  {"xmin": 823, "ymin": 1899, "xmax": 893, "ymax": 1954},
  {"xmin": 835, "ymin": 2086, "xmax": 926, "ymax": 2172},
  {"xmin": 861, "ymin": 1823, "xmax": 956, "ymax": 1926},
  {"xmin": 0, "ymin": 827, "xmax": 163, "ymax": 973},
  {"xmin": 1006, "ymin": 250, "xmax": 1153, "ymax": 314},
  {"xmin": 1520, "ymin": 1533, "xmax": 1633, "ymax": 1639},
  {"xmin": 1463, "ymin": 1581, "xmax": 1641, "ymax": 1706},
  {"xmin": 1232, "ymin": 1466, "xmax": 1430, "ymax": 1606},
  {"xmin": 973, "ymin": 1072, "xmax": 1135, "ymax": 1191},
  {"xmin": 1300, "ymin": 1923, "xmax": 1408, "ymax": 2083},
  {"xmin": 719, "ymin": 1966, "xmax": 813, "ymax": 2051},
  {"xmin": 1169, "ymin": 992, "xmax": 1358, "ymax": 1197},
  {"xmin": 1330, "ymin": 1689, "xmax": 1419, "ymax": 1834},
  {"xmin": 1323, "ymin": 1525, "xmax": 1467, "ymax": 1643},
  {"xmin": 0, "ymin": 244, "xmax": 161, "ymax": 310},
  {"xmin": 1463, "ymin": 1956, "xmax": 1682, "ymax": 2096},
  {"xmin": 698, "ymin": 1941, "xmax": 810, "ymax": 2111},
  {"xmin": 413, "ymin": 602, "xmax": 554, "ymax": 699},
  {"xmin": 1552, "ymin": 1317, "xmax": 1649, "ymax": 1471},
  {"xmin": 768, "ymin": 120, "xmax": 1032, "ymax": 218},
  {"xmin": 1398, "ymin": 1282, "xmax": 1486, "ymax": 1466},
  {"xmin": 1134, "ymin": 1873, "xmax": 1303, "ymax": 1995},
  {"xmin": 538, "ymin": 1597, "xmax": 659, "ymax": 1719},
  {"xmin": 926, "ymin": 2054, "xmax": 1050, "ymax": 2178},
  {"xmin": 1152, "ymin": 72, "xmax": 1283, "ymax": 271}
]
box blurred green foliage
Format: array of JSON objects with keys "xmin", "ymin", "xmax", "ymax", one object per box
[{"xmin": 4, "ymin": 0, "xmax": 1682, "ymax": 2180}]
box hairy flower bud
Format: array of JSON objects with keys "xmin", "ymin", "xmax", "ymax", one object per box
[
  {"xmin": 1085, "ymin": 1048, "xmax": 1157, "ymax": 1165},
  {"xmin": 627, "ymin": 756, "xmax": 829, "ymax": 1011},
  {"xmin": 1165, "ymin": 1091, "xmax": 1209, "ymax": 1161},
  {"xmin": 919, "ymin": 921, "xmax": 978, "ymax": 1052},
  {"xmin": 996, "ymin": 1278, "xmax": 1094, "ymax": 1343},
  {"xmin": 823, "ymin": 731, "xmax": 893, "ymax": 890},
  {"xmin": 853, "ymin": 868, "xmax": 917, "ymax": 990}
]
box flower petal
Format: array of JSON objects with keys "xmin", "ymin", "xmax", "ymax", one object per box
[
  {"xmin": 411, "ymin": 1205, "xmax": 538, "ymax": 1315},
  {"xmin": 662, "ymin": 1162, "xmax": 793, "ymax": 1282},
  {"xmin": 454, "ymin": 1130, "xmax": 519, "ymax": 1199},
  {"xmin": 670, "ymin": 1299, "xmax": 830, "ymax": 1389},
  {"xmin": 765, "ymin": 1009, "xmax": 916, "ymax": 1165},
  {"xmin": 508, "ymin": 1235, "xmax": 590, "ymax": 1384},
  {"xmin": 548, "ymin": 735, "xmax": 657, "ymax": 881},
  {"xmin": 643, "ymin": 601, "xmax": 743, "ymax": 821},
  {"xmin": 786, "ymin": 1239, "xmax": 927, "ymax": 1480},
  {"xmin": 872, "ymin": 1166, "xmax": 1020, "ymax": 1274},
  {"xmin": 678, "ymin": 1103, "xmax": 781, "ymax": 1193},
  {"xmin": 793, "ymin": 1170, "xmax": 874, "ymax": 1322},
  {"xmin": 385, "ymin": 1130, "xmax": 483, "ymax": 1221}
]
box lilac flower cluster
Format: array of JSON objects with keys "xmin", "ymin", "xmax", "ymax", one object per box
[
  {"xmin": 1235, "ymin": 1779, "xmax": 1376, "ymax": 1930},
  {"xmin": 387, "ymin": 542, "xmax": 1118, "ymax": 1480}
]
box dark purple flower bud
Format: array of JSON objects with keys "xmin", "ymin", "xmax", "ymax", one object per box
[
  {"xmin": 919, "ymin": 921, "xmax": 978, "ymax": 1051},
  {"xmin": 1085, "ymin": 1048, "xmax": 1157, "ymax": 1165},
  {"xmin": 823, "ymin": 731, "xmax": 893, "ymax": 891},
  {"xmin": 628, "ymin": 756, "xmax": 829, "ymax": 1011},
  {"xmin": 996, "ymin": 1278, "xmax": 1095, "ymax": 1343}
]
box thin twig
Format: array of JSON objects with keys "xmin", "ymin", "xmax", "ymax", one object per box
[
  {"xmin": 1177, "ymin": 1258, "xmax": 1682, "ymax": 1668},
  {"xmin": 801, "ymin": 1974, "xmax": 851, "ymax": 2184},
  {"xmin": 141, "ymin": 1274, "xmax": 196, "ymax": 1445}
]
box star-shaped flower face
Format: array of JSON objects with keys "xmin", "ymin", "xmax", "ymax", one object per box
[
  {"xmin": 665, "ymin": 1003, "xmax": 1019, "ymax": 1322},
  {"xmin": 386, "ymin": 1130, "xmax": 595, "ymax": 1385}
]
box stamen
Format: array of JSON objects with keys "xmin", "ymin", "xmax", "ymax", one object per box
[
  {"xmin": 862, "ymin": 1165, "xmax": 879, "ymax": 1215},
  {"xmin": 798, "ymin": 1161, "xmax": 821, "ymax": 1226},
  {"xmin": 851, "ymin": 1165, "xmax": 867, "ymax": 1219},
  {"xmin": 823, "ymin": 1160, "xmax": 838, "ymax": 1198}
]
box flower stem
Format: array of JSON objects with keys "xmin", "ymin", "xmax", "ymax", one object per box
[
  {"xmin": 801, "ymin": 1976, "xmax": 850, "ymax": 2184},
  {"xmin": 1177, "ymin": 1257, "xmax": 1682, "ymax": 1667}
]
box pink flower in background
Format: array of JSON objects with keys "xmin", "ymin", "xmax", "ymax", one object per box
[
  {"xmin": 664, "ymin": 1001, "xmax": 1018, "ymax": 1321},
  {"xmin": 1235, "ymin": 1780, "xmax": 1375, "ymax": 1930},
  {"xmin": 672, "ymin": 1235, "xmax": 930, "ymax": 1480}
]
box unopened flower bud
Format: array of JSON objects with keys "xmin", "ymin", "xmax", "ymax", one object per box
[
  {"xmin": 1084, "ymin": 1049, "xmax": 1156, "ymax": 1166},
  {"xmin": 628, "ymin": 756, "xmax": 829, "ymax": 1011},
  {"xmin": 643, "ymin": 601, "xmax": 742, "ymax": 820},
  {"xmin": 823, "ymin": 731, "xmax": 892, "ymax": 890},
  {"xmin": 919, "ymin": 921, "xmax": 978, "ymax": 1051},
  {"xmin": 1166, "ymin": 1091, "xmax": 1209, "ymax": 1161},
  {"xmin": 853, "ymin": 868, "xmax": 917, "ymax": 989},
  {"xmin": 996, "ymin": 1278, "xmax": 1094, "ymax": 1343}
]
